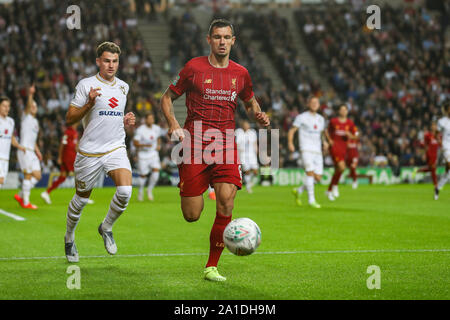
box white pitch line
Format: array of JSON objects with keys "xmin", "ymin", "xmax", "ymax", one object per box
[
  {"xmin": 0, "ymin": 208, "xmax": 26, "ymax": 221},
  {"xmin": 0, "ymin": 248, "xmax": 449, "ymax": 262}
]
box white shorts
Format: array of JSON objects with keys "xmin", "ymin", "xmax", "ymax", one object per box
[
  {"xmin": 17, "ymin": 149, "xmax": 41, "ymax": 174},
  {"xmin": 301, "ymin": 151, "xmax": 323, "ymax": 175},
  {"xmin": 0, "ymin": 160, "xmax": 8, "ymax": 179},
  {"xmin": 240, "ymin": 152, "xmax": 259, "ymax": 172},
  {"xmin": 137, "ymin": 155, "xmax": 161, "ymax": 176},
  {"xmin": 74, "ymin": 147, "xmax": 131, "ymax": 192},
  {"xmin": 443, "ymin": 148, "xmax": 450, "ymax": 163}
]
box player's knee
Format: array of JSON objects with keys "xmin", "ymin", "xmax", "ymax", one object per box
[
  {"xmin": 217, "ymin": 198, "xmax": 234, "ymax": 214},
  {"xmin": 182, "ymin": 209, "xmax": 201, "ymax": 222},
  {"xmin": 116, "ymin": 186, "xmax": 132, "ymax": 206}
]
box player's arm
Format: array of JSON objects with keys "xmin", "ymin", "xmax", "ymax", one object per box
[
  {"xmin": 25, "ymin": 84, "xmax": 36, "ymax": 114},
  {"xmin": 287, "ymin": 125, "xmax": 298, "ymax": 153},
  {"xmin": 57, "ymin": 135, "xmax": 66, "ymax": 165},
  {"xmin": 321, "ymin": 131, "xmax": 330, "ymax": 151},
  {"xmin": 243, "ymin": 97, "xmax": 270, "ymax": 127},
  {"xmin": 11, "ymin": 136, "xmax": 26, "ymax": 152},
  {"xmin": 160, "ymin": 88, "xmax": 185, "ymax": 141},
  {"xmin": 156, "ymin": 137, "xmax": 161, "ymax": 151},
  {"xmin": 66, "ymin": 87, "xmax": 101, "ymax": 125},
  {"xmin": 324, "ymin": 126, "xmax": 333, "ymax": 146}
]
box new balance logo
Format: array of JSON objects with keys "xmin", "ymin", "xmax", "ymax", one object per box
[{"xmin": 108, "ymin": 97, "xmax": 119, "ymax": 108}]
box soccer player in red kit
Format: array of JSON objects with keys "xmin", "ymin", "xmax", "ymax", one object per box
[
  {"xmin": 412, "ymin": 121, "xmax": 441, "ymax": 199},
  {"xmin": 346, "ymin": 124, "xmax": 360, "ymax": 189},
  {"xmin": 160, "ymin": 19, "xmax": 270, "ymax": 282},
  {"xmin": 325, "ymin": 104, "xmax": 357, "ymax": 201},
  {"xmin": 41, "ymin": 123, "xmax": 79, "ymax": 204}
]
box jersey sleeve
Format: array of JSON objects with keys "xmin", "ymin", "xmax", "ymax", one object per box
[
  {"xmin": 238, "ymin": 69, "xmax": 254, "ymax": 102},
  {"xmin": 133, "ymin": 127, "xmax": 142, "ymax": 141},
  {"xmin": 292, "ymin": 115, "xmax": 302, "ymax": 128},
  {"xmin": 169, "ymin": 62, "xmax": 193, "ymax": 96},
  {"xmin": 437, "ymin": 119, "xmax": 444, "ymax": 132},
  {"xmin": 70, "ymin": 80, "xmax": 88, "ymax": 108}
]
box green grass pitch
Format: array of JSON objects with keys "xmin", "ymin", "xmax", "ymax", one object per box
[{"xmin": 0, "ymin": 184, "xmax": 449, "ymax": 300}]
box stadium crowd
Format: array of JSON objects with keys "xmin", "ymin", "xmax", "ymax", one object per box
[{"xmin": 1, "ymin": 0, "xmax": 449, "ymax": 177}]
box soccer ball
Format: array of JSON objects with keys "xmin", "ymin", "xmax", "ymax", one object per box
[{"xmin": 223, "ymin": 218, "xmax": 261, "ymax": 256}]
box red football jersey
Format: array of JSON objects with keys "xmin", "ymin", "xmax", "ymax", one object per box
[
  {"xmin": 424, "ymin": 131, "xmax": 440, "ymax": 157},
  {"xmin": 62, "ymin": 126, "xmax": 78, "ymax": 158},
  {"xmin": 328, "ymin": 118, "xmax": 356, "ymax": 148},
  {"xmin": 169, "ymin": 56, "xmax": 254, "ymax": 150}
]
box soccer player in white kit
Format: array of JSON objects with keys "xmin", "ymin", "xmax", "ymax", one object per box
[
  {"xmin": 288, "ymin": 96, "xmax": 327, "ymax": 208},
  {"xmin": 14, "ymin": 85, "xmax": 43, "ymax": 210},
  {"xmin": 133, "ymin": 113, "xmax": 165, "ymax": 201},
  {"xmin": 436, "ymin": 102, "xmax": 450, "ymax": 199},
  {"xmin": 235, "ymin": 120, "xmax": 259, "ymax": 193},
  {"xmin": 0, "ymin": 96, "xmax": 26, "ymax": 188},
  {"xmin": 64, "ymin": 42, "xmax": 136, "ymax": 263}
]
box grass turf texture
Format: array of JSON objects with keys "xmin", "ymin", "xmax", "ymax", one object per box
[{"xmin": 0, "ymin": 184, "xmax": 449, "ymax": 299}]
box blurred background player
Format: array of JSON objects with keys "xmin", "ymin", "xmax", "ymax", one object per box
[
  {"xmin": 40, "ymin": 123, "xmax": 95, "ymax": 204},
  {"xmin": 325, "ymin": 104, "xmax": 357, "ymax": 201},
  {"xmin": 14, "ymin": 85, "xmax": 42, "ymax": 210},
  {"xmin": 235, "ymin": 120, "xmax": 259, "ymax": 193},
  {"xmin": 436, "ymin": 103, "xmax": 450, "ymax": 198},
  {"xmin": 63, "ymin": 42, "xmax": 135, "ymax": 263},
  {"xmin": 288, "ymin": 96, "xmax": 326, "ymax": 208},
  {"xmin": 412, "ymin": 121, "xmax": 441, "ymax": 199},
  {"xmin": 346, "ymin": 124, "xmax": 360, "ymax": 189},
  {"xmin": 160, "ymin": 19, "xmax": 270, "ymax": 282},
  {"xmin": 0, "ymin": 96, "xmax": 26, "ymax": 188},
  {"xmin": 133, "ymin": 113, "xmax": 165, "ymax": 201}
]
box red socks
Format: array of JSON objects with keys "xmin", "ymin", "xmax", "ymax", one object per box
[
  {"xmin": 328, "ymin": 170, "xmax": 343, "ymax": 191},
  {"xmin": 431, "ymin": 168, "xmax": 438, "ymax": 187},
  {"xmin": 206, "ymin": 212, "xmax": 231, "ymax": 268},
  {"xmin": 350, "ymin": 167, "xmax": 357, "ymax": 181},
  {"xmin": 47, "ymin": 176, "xmax": 66, "ymax": 194}
]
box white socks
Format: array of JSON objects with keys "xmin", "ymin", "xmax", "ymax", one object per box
[
  {"xmin": 102, "ymin": 186, "xmax": 132, "ymax": 232},
  {"xmin": 22, "ymin": 179, "xmax": 31, "ymax": 205},
  {"xmin": 148, "ymin": 171, "xmax": 160, "ymax": 191},
  {"xmin": 138, "ymin": 176, "xmax": 146, "ymax": 194},
  {"xmin": 305, "ymin": 175, "xmax": 316, "ymax": 204},
  {"xmin": 65, "ymin": 194, "xmax": 90, "ymax": 242},
  {"xmin": 438, "ymin": 170, "xmax": 450, "ymax": 190}
]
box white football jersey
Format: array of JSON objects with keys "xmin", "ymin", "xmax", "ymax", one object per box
[
  {"xmin": 20, "ymin": 113, "xmax": 39, "ymax": 151},
  {"xmin": 134, "ymin": 124, "xmax": 165, "ymax": 159},
  {"xmin": 235, "ymin": 128, "xmax": 257, "ymax": 156},
  {"xmin": 0, "ymin": 116, "xmax": 15, "ymax": 160},
  {"xmin": 292, "ymin": 111, "xmax": 325, "ymax": 153},
  {"xmin": 437, "ymin": 116, "xmax": 450, "ymax": 150},
  {"xmin": 70, "ymin": 73, "xmax": 129, "ymax": 155}
]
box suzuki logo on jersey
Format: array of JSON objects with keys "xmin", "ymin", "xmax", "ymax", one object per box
[{"xmin": 108, "ymin": 97, "xmax": 119, "ymax": 108}]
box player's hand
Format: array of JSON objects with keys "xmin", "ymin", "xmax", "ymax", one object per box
[
  {"xmin": 288, "ymin": 142, "xmax": 295, "ymax": 153},
  {"xmin": 168, "ymin": 123, "xmax": 185, "ymax": 142},
  {"xmin": 19, "ymin": 145, "xmax": 26, "ymax": 153},
  {"xmin": 255, "ymin": 112, "xmax": 270, "ymax": 127},
  {"xmin": 87, "ymin": 87, "xmax": 102, "ymax": 108},
  {"xmin": 57, "ymin": 157, "xmax": 62, "ymax": 166},
  {"xmin": 29, "ymin": 84, "xmax": 36, "ymax": 96},
  {"xmin": 124, "ymin": 112, "xmax": 136, "ymax": 128}
]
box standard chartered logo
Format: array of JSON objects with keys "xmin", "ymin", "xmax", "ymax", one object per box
[{"xmin": 203, "ymin": 88, "xmax": 237, "ymax": 102}]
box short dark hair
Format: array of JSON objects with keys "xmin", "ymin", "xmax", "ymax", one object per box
[
  {"xmin": 0, "ymin": 96, "xmax": 10, "ymax": 104},
  {"xmin": 208, "ymin": 18, "xmax": 234, "ymax": 36},
  {"xmin": 96, "ymin": 41, "xmax": 121, "ymax": 58}
]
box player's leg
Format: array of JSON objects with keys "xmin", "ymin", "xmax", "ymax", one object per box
[
  {"xmin": 293, "ymin": 152, "xmax": 311, "ymax": 205},
  {"xmin": 100, "ymin": 167, "xmax": 133, "ymax": 255},
  {"xmin": 350, "ymin": 158, "xmax": 358, "ymax": 189},
  {"xmin": 437, "ymin": 159, "xmax": 450, "ymax": 193},
  {"xmin": 147, "ymin": 168, "xmax": 160, "ymax": 201},
  {"xmin": 204, "ymin": 182, "xmax": 236, "ymax": 281},
  {"xmin": 42, "ymin": 167, "xmax": 67, "ymax": 204},
  {"xmin": 181, "ymin": 195, "xmax": 204, "ymax": 222},
  {"xmin": 0, "ymin": 160, "xmax": 6, "ymax": 188},
  {"xmin": 137, "ymin": 159, "xmax": 150, "ymax": 201},
  {"xmin": 327, "ymin": 160, "xmax": 345, "ymax": 200},
  {"xmin": 178, "ymin": 163, "xmax": 210, "ymax": 221}
]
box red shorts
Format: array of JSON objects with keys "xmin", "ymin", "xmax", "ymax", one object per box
[
  {"xmin": 426, "ymin": 153, "xmax": 437, "ymax": 167},
  {"xmin": 330, "ymin": 145, "xmax": 347, "ymax": 164},
  {"xmin": 346, "ymin": 148, "xmax": 359, "ymax": 165},
  {"xmin": 61, "ymin": 155, "xmax": 76, "ymax": 172},
  {"xmin": 178, "ymin": 162, "xmax": 242, "ymax": 197}
]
